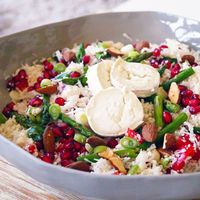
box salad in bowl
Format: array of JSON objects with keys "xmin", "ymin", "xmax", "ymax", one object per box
[{"xmin": 1, "ymin": 38, "xmax": 200, "ymax": 176}]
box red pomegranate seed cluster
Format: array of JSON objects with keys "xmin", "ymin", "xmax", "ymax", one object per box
[
  {"xmin": 36, "ymin": 122, "xmax": 86, "ymax": 166},
  {"xmin": 55, "ymin": 97, "xmax": 66, "ymax": 106},
  {"xmin": 172, "ymin": 134, "xmax": 200, "ymax": 172},
  {"xmin": 29, "ymin": 96, "xmax": 43, "ymax": 107},
  {"xmin": 126, "ymin": 128, "xmax": 144, "ymax": 144},
  {"xmin": 162, "ymin": 111, "xmax": 172, "ymax": 124},
  {"xmin": 2, "ymin": 102, "xmax": 15, "ymax": 118},
  {"xmin": 179, "ymin": 84, "xmax": 200, "ymax": 114},
  {"xmin": 6, "ymin": 69, "xmax": 28, "ymax": 91}
]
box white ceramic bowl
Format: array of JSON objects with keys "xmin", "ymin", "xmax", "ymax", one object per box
[{"xmin": 0, "ymin": 12, "xmax": 200, "ymax": 200}]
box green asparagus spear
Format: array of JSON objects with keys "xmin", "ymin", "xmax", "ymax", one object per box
[
  {"xmin": 60, "ymin": 113, "xmax": 93, "ymax": 137},
  {"xmin": 164, "ymin": 100, "xmax": 180, "ymax": 113},
  {"xmin": 158, "ymin": 112, "xmax": 188, "ymax": 140},
  {"xmin": 163, "ymin": 68, "xmax": 195, "ymax": 91},
  {"xmin": 0, "ymin": 113, "xmax": 7, "ymax": 124},
  {"xmin": 154, "ymin": 95, "xmax": 164, "ymax": 128},
  {"xmin": 125, "ymin": 52, "xmax": 153, "ymax": 63}
]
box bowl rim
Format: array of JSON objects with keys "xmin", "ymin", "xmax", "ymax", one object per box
[{"xmin": 1, "ymin": 11, "xmax": 200, "ymax": 179}]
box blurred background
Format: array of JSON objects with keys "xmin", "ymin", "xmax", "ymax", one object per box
[{"xmin": 0, "ymin": 0, "xmax": 199, "ymax": 37}]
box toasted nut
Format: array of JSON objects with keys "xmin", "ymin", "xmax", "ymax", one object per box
[
  {"xmin": 86, "ymin": 136, "xmax": 106, "ymax": 148},
  {"xmin": 141, "ymin": 123, "xmax": 158, "ymax": 142},
  {"xmin": 151, "ymin": 149, "xmax": 160, "ymax": 162},
  {"xmin": 67, "ymin": 161, "xmax": 91, "ymax": 172},
  {"xmin": 163, "ymin": 133, "xmax": 176, "ymax": 150},
  {"xmin": 158, "ymin": 148, "xmax": 172, "ymax": 157},
  {"xmin": 168, "ymin": 82, "xmax": 180, "ymax": 104},
  {"xmin": 36, "ymin": 85, "xmax": 57, "ymax": 95},
  {"xmin": 99, "ymin": 148, "xmax": 127, "ymax": 174},
  {"xmin": 43, "ymin": 126, "xmax": 55, "ymax": 153},
  {"xmin": 107, "ymin": 47, "xmax": 124, "ymax": 57},
  {"xmin": 62, "ymin": 50, "xmax": 76, "ymax": 62},
  {"xmin": 157, "ymin": 87, "xmax": 168, "ymax": 99},
  {"xmin": 135, "ymin": 40, "xmax": 150, "ymax": 52},
  {"xmin": 181, "ymin": 55, "xmax": 195, "ymax": 65}
]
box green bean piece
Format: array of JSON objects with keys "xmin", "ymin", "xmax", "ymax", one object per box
[
  {"xmin": 77, "ymin": 154, "xmax": 100, "ymax": 163},
  {"xmin": 128, "ymin": 164, "xmax": 139, "ymax": 175},
  {"xmin": 158, "ymin": 112, "xmax": 188, "ymax": 140},
  {"xmin": 48, "ymin": 104, "xmax": 61, "ymax": 120},
  {"xmin": 54, "ymin": 63, "xmax": 66, "ymax": 73},
  {"xmin": 74, "ymin": 133, "xmax": 87, "ymax": 144},
  {"xmin": 163, "ymin": 67, "xmax": 195, "ymax": 91},
  {"xmin": 120, "ymin": 137, "xmax": 138, "ymax": 149},
  {"xmin": 114, "ymin": 149, "xmax": 137, "ymax": 158},
  {"xmin": 93, "ymin": 145, "xmax": 107, "ymax": 154},
  {"xmin": 0, "ymin": 113, "xmax": 7, "ymax": 124},
  {"xmin": 164, "ymin": 100, "xmax": 180, "ymax": 113},
  {"xmin": 154, "ymin": 95, "xmax": 164, "ymax": 128},
  {"xmin": 193, "ymin": 127, "xmax": 200, "ymax": 135},
  {"xmin": 60, "ymin": 113, "xmax": 93, "ymax": 137}
]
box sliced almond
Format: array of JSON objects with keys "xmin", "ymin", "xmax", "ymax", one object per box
[
  {"xmin": 107, "ymin": 47, "xmax": 124, "ymax": 57},
  {"xmin": 157, "ymin": 87, "xmax": 168, "ymax": 99},
  {"xmin": 135, "ymin": 40, "xmax": 150, "ymax": 52},
  {"xmin": 141, "ymin": 123, "xmax": 158, "ymax": 142},
  {"xmin": 158, "ymin": 148, "xmax": 172, "ymax": 157},
  {"xmin": 67, "ymin": 161, "xmax": 91, "ymax": 172},
  {"xmin": 86, "ymin": 136, "xmax": 106, "ymax": 148},
  {"xmin": 99, "ymin": 148, "xmax": 127, "ymax": 174},
  {"xmin": 163, "ymin": 133, "xmax": 176, "ymax": 150},
  {"xmin": 168, "ymin": 82, "xmax": 180, "ymax": 104},
  {"xmin": 181, "ymin": 55, "xmax": 195, "ymax": 65},
  {"xmin": 43, "ymin": 126, "xmax": 55, "ymax": 153},
  {"xmin": 36, "ymin": 85, "xmax": 57, "ymax": 95}
]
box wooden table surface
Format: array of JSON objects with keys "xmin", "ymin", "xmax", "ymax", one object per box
[{"xmin": 0, "ymin": 156, "xmax": 82, "ymax": 200}]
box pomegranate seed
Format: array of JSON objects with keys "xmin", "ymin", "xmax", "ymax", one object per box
[
  {"xmin": 27, "ymin": 86, "xmax": 34, "ymax": 91},
  {"xmin": 192, "ymin": 94, "xmax": 199, "ymax": 99},
  {"xmin": 59, "ymin": 138, "xmax": 67, "ymax": 144},
  {"xmin": 41, "ymin": 153, "xmax": 54, "ymax": 163},
  {"xmin": 57, "ymin": 122, "xmax": 68, "ymax": 131},
  {"xmin": 80, "ymin": 146, "xmax": 87, "ymax": 153},
  {"xmin": 188, "ymin": 99, "xmax": 200, "ymax": 107},
  {"xmin": 178, "ymin": 85, "xmax": 187, "ymax": 92},
  {"xmin": 43, "ymin": 60, "xmax": 53, "ymax": 71},
  {"xmin": 153, "ymin": 48, "xmax": 161, "ymax": 57},
  {"xmin": 70, "ymin": 71, "xmax": 81, "ymax": 78},
  {"xmin": 18, "ymin": 69, "xmax": 27, "ymax": 80},
  {"xmin": 7, "ymin": 102, "xmax": 15, "ymax": 110},
  {"xmin": 29, "ymin": 97, "xmax": 43, "ymax": 107},
  {"xmin": 82, "ymin": 55, "xmax": 90, "ymax": 64},
  {"xmin": 43, "ymin": 71, "xmax": 50, "ymax": 79},
  {"xmin": 60, "ymin": 150, "xmax": 72, "ymax": 160},
  {"xmin": 163, "ymin": 111, "xmax": 172, "ymax": 124},
  {"xmin": 37, "ymin": 76, "xmax": 44, "ymax": 83},
  {"xmin": 55, "ymin": 97, "xmax": 66, "ymax": 106},
  {"xmin": 159, "ymin": 45, "xmax": 168, "ymax": 50},
  {"xmin": 150, "ymin": 59, "xmax": 159, "ymax": 68},
  {"xmin": 35, "ymin": 141, "xmax": 43, "ymax": 150},
  {"xmin": 189, "ymin": 106, "xmax": 200, "ymax": 114},
  {"xmin": 6, "ymin": 78, "xmax": 15, "ymax": 91},
  {"xmin": 61, "ymin": 159, "xmax": 72, "ymax": 167},
  {"xmin": 181, "ymin": 97, "xmax": 190, "ymax": 107},
  {"xmin": 49, "ymin": 70, "xmax": 58, "ymax": 78},
  {"xmin": 161, "ymin": 59, "xmax": 171, "ymax": 69},
  {"xmin": 172, "ymin": 153, "xmax": 186, "ymax": 172},
  {"xmin": 181, "ymin": 89, "xmax": 193, "ymax": 98},
  {"xmin": 64, "ymin": 142, "xmax": 74, "ymax": 150},
  {"xmin": 52, "ymin": 127, "xmax": 63, "ymax": 137},
  {"xmin": 15, "ymin": 79, "xmax": 28, "ymax": 91},
  {"xmin": 34, "ymin": 82, "xmax": 41, "ymax": 89},
  {"xmin": 28, "ymin": 144, "xmax": 35, "ymax": 154},
  {"xmin": 14, "ymin": 74, "xmax": 20, "ymax": 82},
  {"xmin": 74, "ymin": 142, "xmax": 82, "ymax": 151},
  {"xmin": 107, "ymin": 138, "xmax": 118, "ymax": 148},
  {"xmin": 126, "ymin": 129, "xmax": 137, "ymax": 138},
  {"xmin": 65, "ymin": 128, "xmax": 75, "ymax": 138},
  {"xmin": 170, "ymin": 64, "xmax": 180, "ymax": 78},
  {"xmin": 72, "ymin": 152, "xmax": 78, "ymax": 160},
  {"xmin": 2, "ymin": 107, "xmax": 11, "ymax": 118}
]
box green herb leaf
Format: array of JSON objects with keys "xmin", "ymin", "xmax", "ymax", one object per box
[
  {"xmin": 27, "ymin": 126, "xmax": 44, "ymax": 141},
  {"xmin": 76, "ymin": 43, "xmax": 85, "ymax": 63},
  {"xmin": 96, "ymin": 51, "xmax": 110, "ymax": 59}
]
